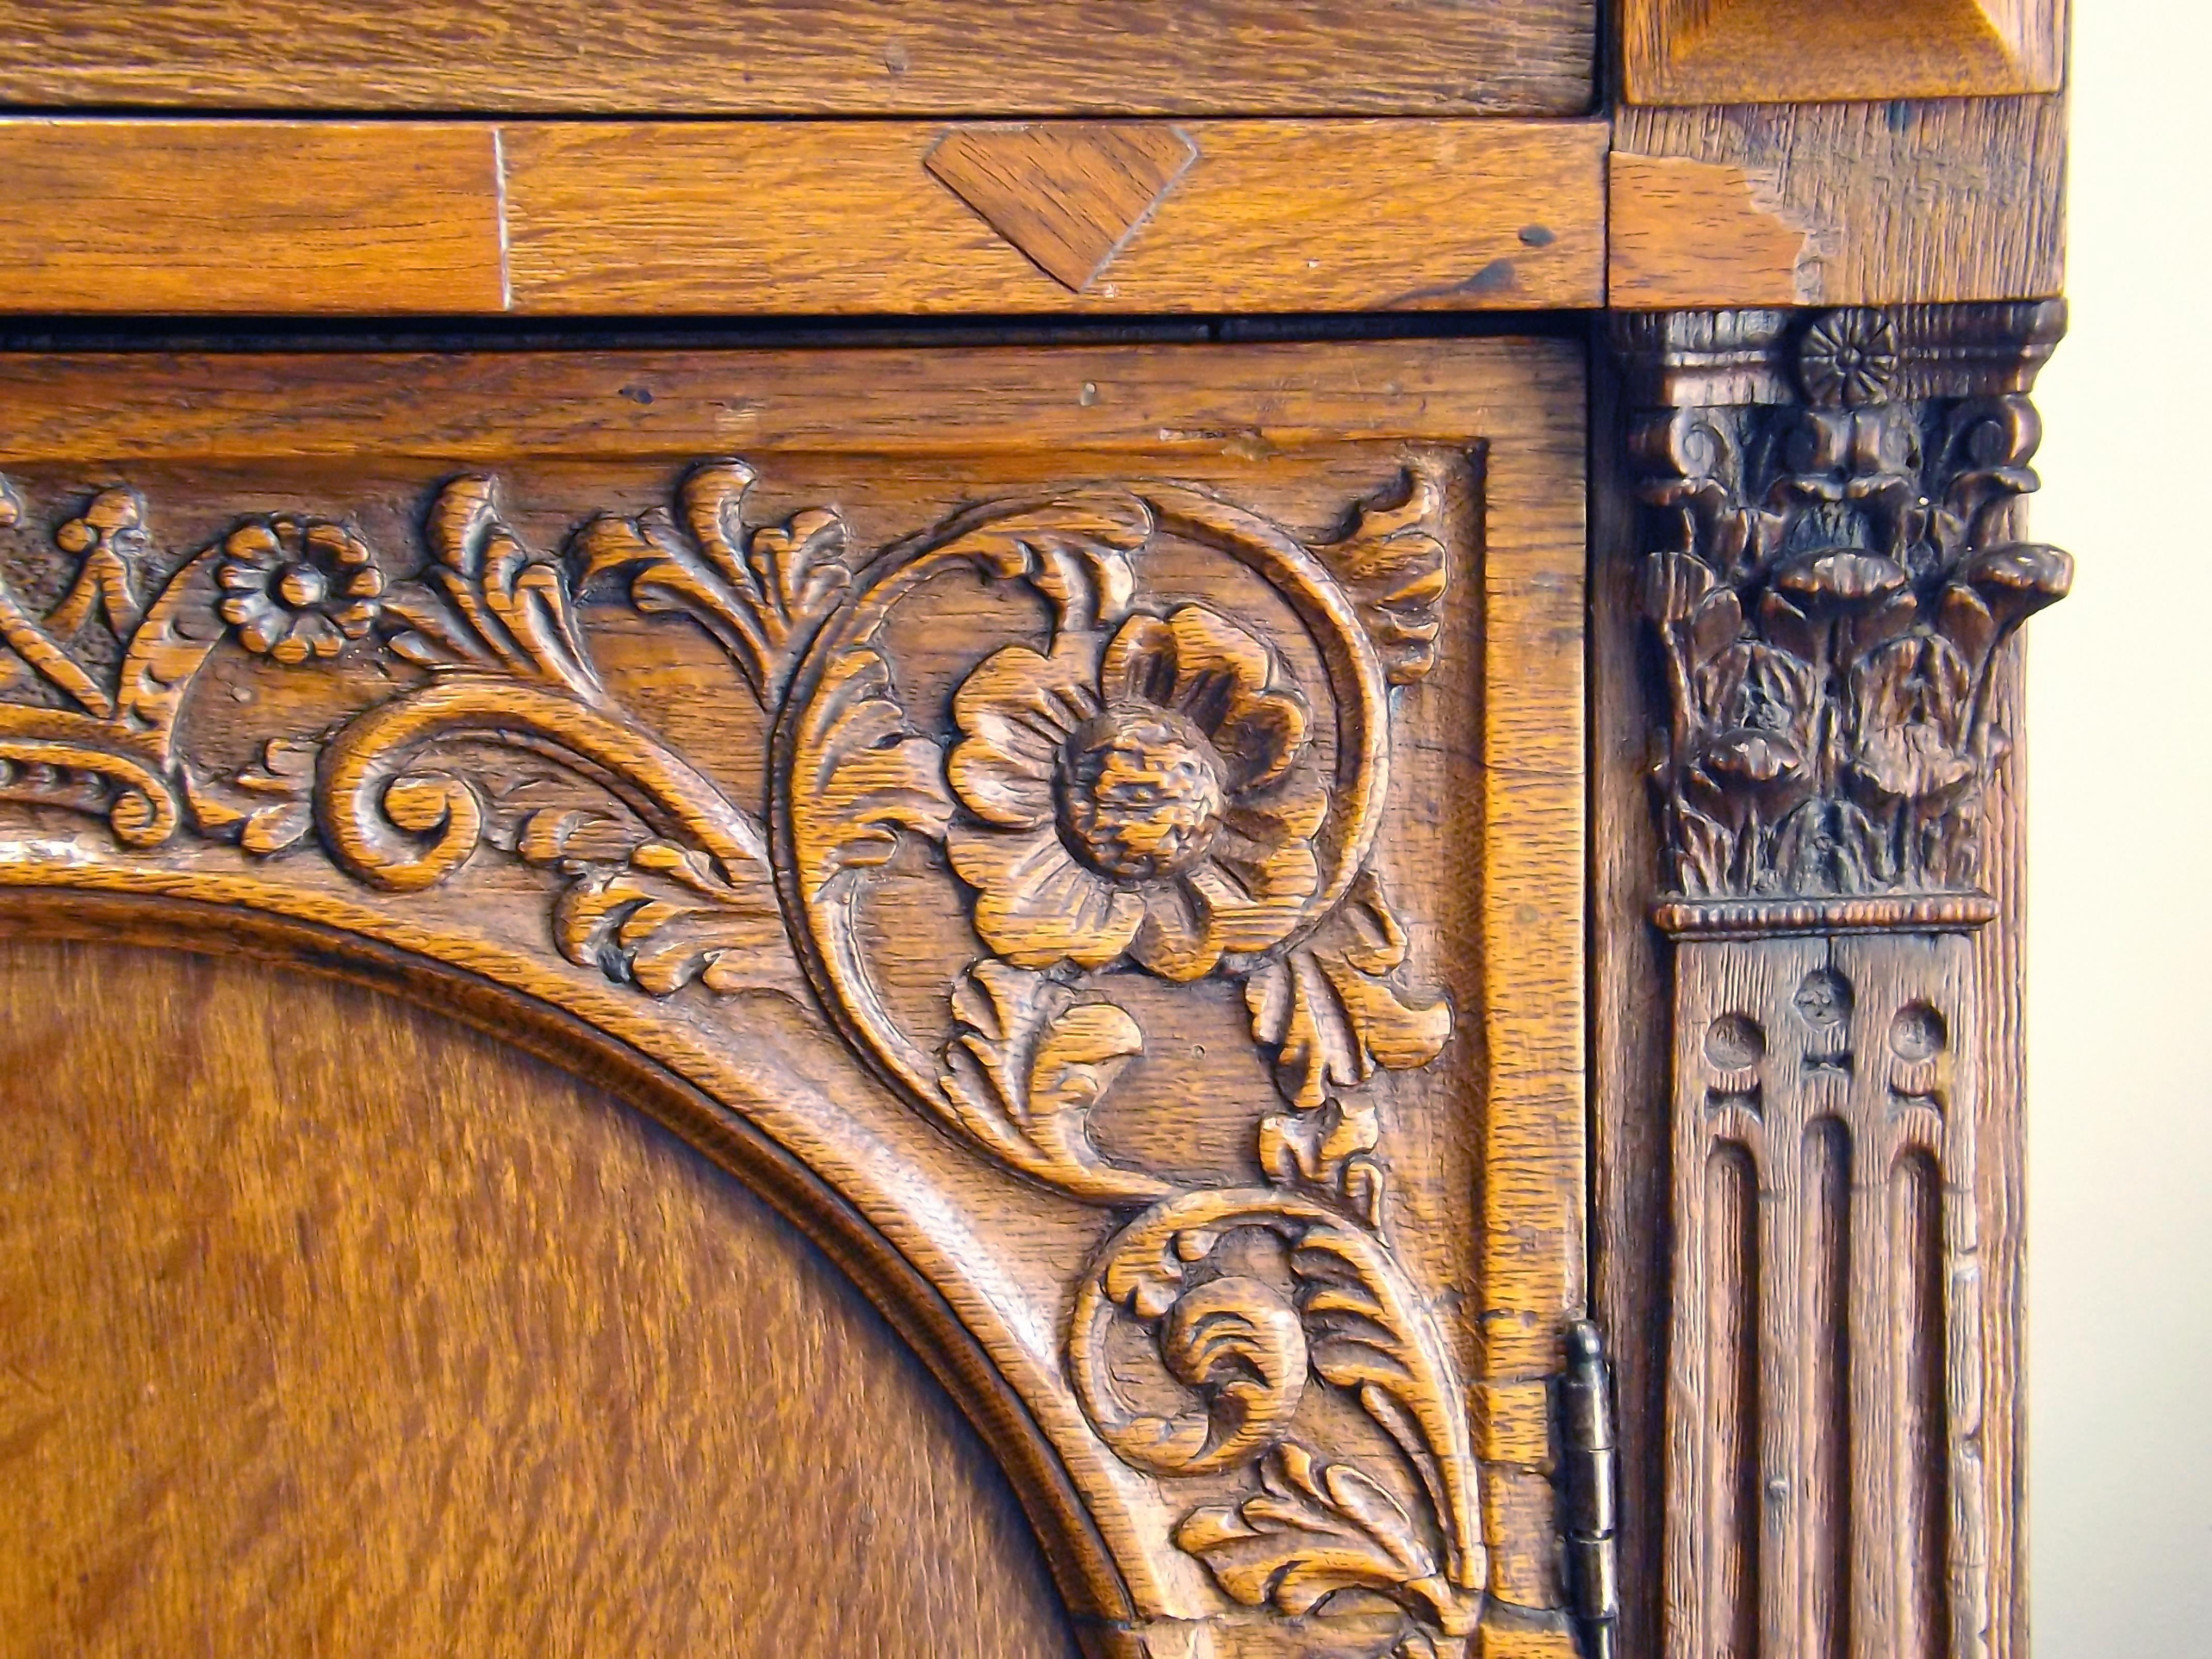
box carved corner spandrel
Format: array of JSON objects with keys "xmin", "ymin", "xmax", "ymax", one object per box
[
  {"xmin": 1609, "ymin": 303, "xmax": 2065, "ymax": 1659},
  {"xmin": 0, "ymin": 389, "xmax": 1581, "ymax": 1659}
]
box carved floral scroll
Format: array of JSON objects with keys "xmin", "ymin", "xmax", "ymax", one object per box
[{"xmin": 0, "ymin": 452, "xmax": 1486, "ymax": 1655}]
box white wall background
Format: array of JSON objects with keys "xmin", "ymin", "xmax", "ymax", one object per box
[{"xmin": 2026, "ymin": 0, "xmax": 2212, "ymax": 1648}]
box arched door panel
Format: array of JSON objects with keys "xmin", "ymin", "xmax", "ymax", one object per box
[
  {"xmin": 0, "ymin": 344, "xmax": 1589, "ymax": 1658},
  {"xmin": 0, "ymin": 938, "xmax": 1075, "ymax": 1657}
]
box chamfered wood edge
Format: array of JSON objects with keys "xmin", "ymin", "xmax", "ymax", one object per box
[{"xmin": 1615, "ymin": 0, "xmax": 2067, "ymax": 106}]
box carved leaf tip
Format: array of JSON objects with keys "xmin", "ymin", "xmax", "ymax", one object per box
[
  {"xmin": 792, "ymin": 643, "xmax": 955, "ymax": 901},
  {"xmin": 531, "ymin": 828, "xmax": 799, "ymax": 1001},
  {"xmin": 576, "ymin": 458, "xmax": 851, "ymax": 707},
  {"xmin": 387, "ymin": 475, "xmax": 601, "ymax": 702},
  {"xmin": 938, "ymin": 959, "xmax": 1166, "ymax": 1201},
  {"xmin": 1177, "ymin": 1442, "xmax": 1468, "ymax": 1635},
  {"xmin": 927, "ymin": 493, "xmax": 1151, "ymax": 638},
  {"xmin": 1245, "ymin": 869, "xmax": 1453, "ymax": 1115},
  {"xmin": 1318, "ymin": 464, "xmax": 1453, "ymax": 687}
]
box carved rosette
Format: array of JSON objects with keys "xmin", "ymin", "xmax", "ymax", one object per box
[
  {"xmin": 0, "ymin": 453, "xmax": 1481, "ymax": 1652},
  {"xmin": 1616, "ymin": 305, "xmax": 2068, "ymax": 1659}
]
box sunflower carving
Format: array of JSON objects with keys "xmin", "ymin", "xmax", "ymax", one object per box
[{"xmin": 945, "ymin": 604, "xmax": 1326, "ymax": 982}]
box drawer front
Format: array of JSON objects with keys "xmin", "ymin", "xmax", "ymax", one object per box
[{"xmin": 0, "ymin": 340, "xmax": 1587, "ymax": 1657}]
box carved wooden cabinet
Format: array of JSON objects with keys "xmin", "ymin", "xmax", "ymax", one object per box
[{"xmin": 0, "ymin": 7, "xmax": 2070, "ymax": 1659}]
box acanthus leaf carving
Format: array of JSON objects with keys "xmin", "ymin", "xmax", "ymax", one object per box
[
  {"xmin": 384, "ymin": 476, "xmax": 601, "ymax": 701},
  {"xmin": 574, "ymin": 458, "xmax": 851, "ymax": 707},
  {"xmin": 1316, "ymin": 459, "xmax": 1452, "ymax": 688},
  {"xmin": 916, "ymin": 492, "xmax": 1149, "ymax": 637},
  {"xmin": 784, "ymin": 640, "xmax": 956, "ymax": 905},
  {"xmin": 1069, "ymin": 1190, "xmax": 1484, "ymax": 1637},
  {"xmin": 1177, "ymin": 1441, "xmax": 1461, "ymax": 1634},
  {"xmin": 538, "ymin": 836, "xmax": 800, "ymax": 1001},
  {"xmin": 1633, "ymin": 308, "xmax": 2073, "ymax": 906},
  {"xmin": 938, "ymin": 959, "xmax": 1168, "ymax": 1203},
  {"xmin": 1245, "ymin": 868, "xmax": 1453, "ymax": 1115}
]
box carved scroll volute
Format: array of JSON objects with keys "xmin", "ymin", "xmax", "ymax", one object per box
[
  {"xmin": 0, "ymin": 449, "xmax": 1484, "ymax": 1652},
  {"xmin": 1618, "ymin": 305, "xmax": 2065, "ymax": 1659},
  {"xmin": 770, "ymin": 479, "xmax": 1413, "ymax": 1202},
  {"xmin": 763, "ymin": 457, "xmax": 1485, "ymax": 1650},
  {"xmin": 1067, "ymin": 1191, "xmax": 1485, "ymax": 1640}
]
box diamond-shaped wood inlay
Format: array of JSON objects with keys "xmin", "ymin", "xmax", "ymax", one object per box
[{"xmin": 924, "ymin": 122, "xmax": 1198, "ymax": 294}]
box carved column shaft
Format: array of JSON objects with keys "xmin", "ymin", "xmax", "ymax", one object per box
[{"xmin": 1608, "ymin": 304, "xmax": 2067, "ymax": 1659}]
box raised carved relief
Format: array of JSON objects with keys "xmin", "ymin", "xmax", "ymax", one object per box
[
  {"xmin": 1616, "ymin": 305, "xmax": 2064, "ymax": 1659},
  {"xmin": 0, "ymin": 453, "xmax": 1481, "ymax": 1653},
  {"xmin": 1669, "ymin": 935, "xmax": 1987, "ymax": 1659},
  {"xmin": 1630, "ymin": 306, "xmax": 2071, "ymax": 917}
]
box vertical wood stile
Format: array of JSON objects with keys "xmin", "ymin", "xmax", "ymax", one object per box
[{"xmin": 1614, "ymin": 306, "xmax": 2062, "ymax": 1659}]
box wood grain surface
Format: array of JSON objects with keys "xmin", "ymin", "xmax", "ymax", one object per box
[
  {"xmin": 0, "ymin": 939, "xmax": 1072, "ymax": 1657},
  {"xmin": 1610, "ymin": 97, "xmax": 2067, "ymax": 308},
  {"xmin": 0, "ymin": 122, "xmax": 505, "ymax": 315},
  {"xmin": 0, "ymin": 338, "xmax": 1586, "ymax": 461},
  {"xmin": 503, "ymin": 118, "xmax": 1604, "ymax": 313},
  {"xmin": 1618, "ymin": 0, "xmax": 2065, "ymax": 106},
  {"xmin": 0, "ymin": 339, "xmax": 1589, "ymax": 1656},
  {"xmin": 923, "ymin": 124, "xmax": 1202, "ymax": 294},
  {"xmin": 1587, "ymin": 359, "xmax": 1671, "ymax": 1659},
  {"xmin": 0, "ymin": 117, "xmax": 1606, "ymax": 316},
  {"xmin": 0, "ymin": 1, "xmax": 1595, "ymax": 116}
]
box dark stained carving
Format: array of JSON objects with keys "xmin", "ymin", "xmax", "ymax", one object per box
[
  {"xmin": 1612, "ymin": 304, "xmax": 2065, "ymax": 1659},
  {"xmin": 1668, "ymin": 935, "xmax": 1987, "ymax": 1659},
  {"xmin": 1623, "ymin": 304, "xmax": 2071, "ymax": 917}
]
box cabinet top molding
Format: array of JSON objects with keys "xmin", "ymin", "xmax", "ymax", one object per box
[{"xmin": 1618, "ymin": 0, "xmax": 2067, "ymax": 106}]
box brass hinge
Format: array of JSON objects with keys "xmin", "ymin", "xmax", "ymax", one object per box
[{"xmin": 1559, "ymin": 1320, "xmax": 1620, "ymax": 1659}]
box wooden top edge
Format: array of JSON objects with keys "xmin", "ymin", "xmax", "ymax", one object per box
[
  {"xmin": 0, "ymin": 337, "xmax": 1589, "ymax": 461},
  {"xmin": 0, "ymin": 1, "xmax": 1596, "ymax": 119}
]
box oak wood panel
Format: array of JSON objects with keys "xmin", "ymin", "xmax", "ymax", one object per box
[
  {"xmin": 0, "ymin": 339, "xmax": 1585, "ymax": 461},
  {"xmin": 0, "ymin": 118, "xmax": 1608, "ymax": 316},
  {"xmin": 0, "ymin": 339, "xmax": 1590, "ymax": 1657},
  {"xmin": 0, "ymin": 1, "xmax": 1595, "ymax": 117},
  {"xmin": 1610, "ymin": 98, "xmax": 2067, "ymax": 308},
  {"xmin": 0, "ymin": 938, "xmax": 1074, "ymax": 1657},
  {"xmin": 0, "ymin": 122, "xmax": 505, "ymax": 315},
  {"xmin": 1618, "ymin": 0, "xmax": 2065, "ymax": 106},
  {"xmin": 506, "ymin": 118, "xmax": 1605, "ymax": 314}
]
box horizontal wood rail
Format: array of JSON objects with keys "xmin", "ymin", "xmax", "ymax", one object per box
[
  {"xmin": 0, "ymin": 108, "xmax": 2069, "ymax": 317},
  {"xmin": 0, "ymin": 118, "xmax": 1605, "ymax": 316}
]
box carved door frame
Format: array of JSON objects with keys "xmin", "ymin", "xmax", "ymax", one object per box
[{"xmin": 0, "ymin": 339, "xmax": 1588, "ymax": 1659}]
